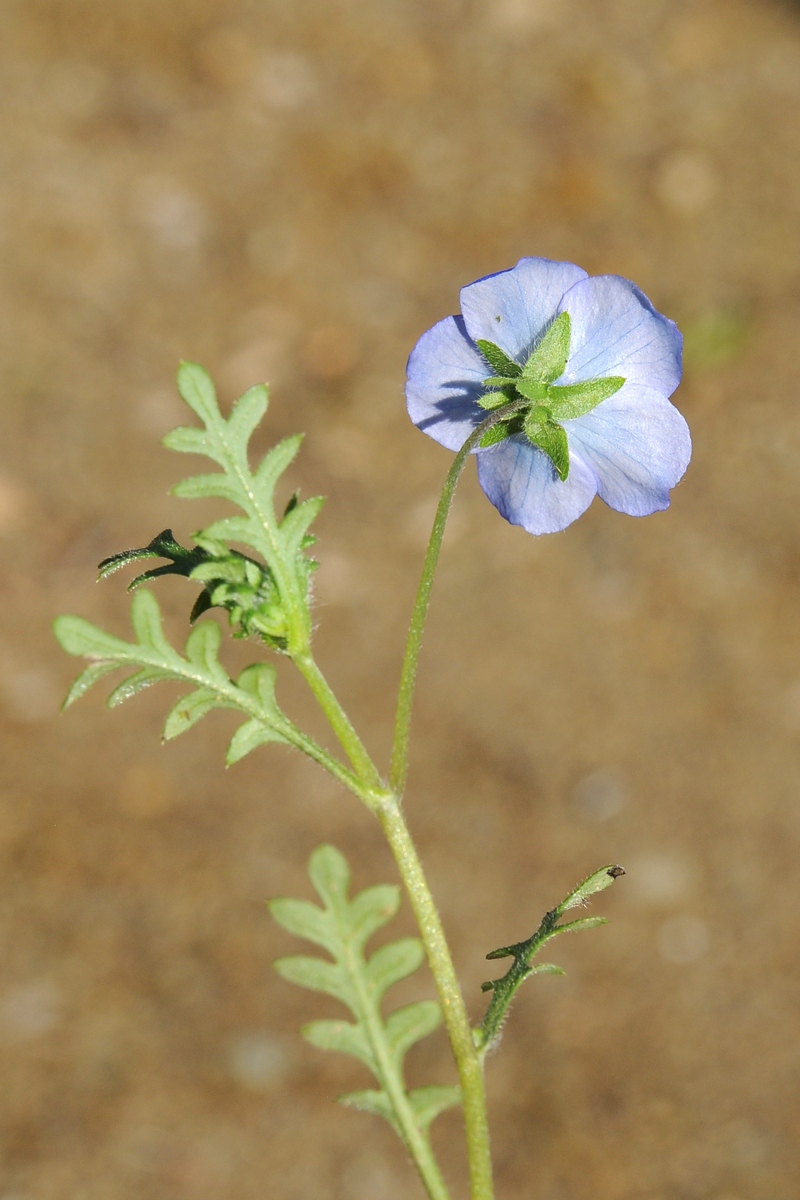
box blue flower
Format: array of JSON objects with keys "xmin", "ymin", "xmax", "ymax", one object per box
[{"xmin": 406, "ymin": 257, "xmax": 691, "ymax": 535}]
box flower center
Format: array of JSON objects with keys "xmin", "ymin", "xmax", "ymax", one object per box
[{"xmin": 474, "ymin": 312, "xmax": 625, "ymax": 481}]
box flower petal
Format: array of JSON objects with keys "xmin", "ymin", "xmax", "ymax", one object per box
[
  {"xmin": 405, "ymin": 315, "xmax": 487, "ymax": 451},
  {"xmin": 565, "ymin": 385, "xmax": 691, "ymax": 516},
  {"xmin": 557, "ymin": 275, "xmax": 682, "ymax": 396},
  {"xmin": 460, "ymin": 258, "xmax": 588, "ymax": 365},
  {"xmin": 476, "ymin": 437, "xmax": 598, "ymax": 535}
]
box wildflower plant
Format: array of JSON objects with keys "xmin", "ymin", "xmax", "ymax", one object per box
[{"xmin": 54, "ymin": 257, "xmax": 690, "ymax": 1200}]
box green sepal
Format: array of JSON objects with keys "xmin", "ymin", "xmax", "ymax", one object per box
[
  {"xmin": 524, "ymin": 414, "xmax": 570, "ymax": 481},
  {"xmin": 479, "ymin": 418, "xmax": 522, "ymax": 448},
  {"xmin": 513, "ymin": 378, "xmax": 550, "ymax": 404},
  {"xmin": 477, "ymin": 387, "xmax": 516, "ymax": 412},
  {"xmin": 475, "ymin": 339, "xmax": 521, "ymax": 378},
  {"xmin": 522, "ymin": 312, "xmax": 571, "ymax": 383},
  {"xmin": 547, "ymin": 376, "xmax": 625, "ymax": 420}
]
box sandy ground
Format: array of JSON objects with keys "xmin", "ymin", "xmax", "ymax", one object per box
[{"xmin": 1, "ymin": 0, "xmax": 800, "ymax": 1197}]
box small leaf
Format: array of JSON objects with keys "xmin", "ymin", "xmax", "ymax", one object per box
[
  {"xmin": 130, "ymin": 590, "xmax": 174, "ymax": 657},
  {"xmin": 226, "ymin": 718, "xmax": 287, "ymax": 765},
  {"xmin": 513, "ymin": 377, "xmax": 549, "ymax": 403},
  {"xmin": 268, "ymin": 897, "xmax": 334, "ymax": 952},
  {"xmin": 477, "ymin": 389, "xmax": 514, "ymax": 411},
  {"xmin": 200, "ymin": 515, "xmax": 254, "ymax": 543},
  {"xmin": 339, "ymin": 1088, "xmax": 397, "ymax": 1130},
  {"xmin": 172, "ymin": 474, "xmax": 242, "ymax": 503},
  {"xmin": 367, "ymin": 939, "xmax": 425, "ymax": 1002},
  {"xmin": 308, "ymin": 844, "xmax": 351, "ymax": 910},
  {"xmin": 409, "ymin": 1084, "xmax": 462, "ymax": 1129},
  {"xmin": 163, "ymin": 686, "xmax": 222, "ymax": 740},
  {"xmin": 184, "ymin": 621, "xmax": 227, "ymax": 680},
  {"xmin": 475, "ymin": 339, "xmax": 522, "ymax": 378},
  {"xmin": 161, "ymin": 426, "xmax": 210, "ymax": 456},
  {"xmin": 107, "ymin": 666, "xmax": 173, "ymax": 708},
  {"xmin": 560, "ymin": 866, "xmax": 625, "ymax": 913},
  {"xmin": 384, "ymin": 1001, "xmax": 442, "ymax": 1066},
  {"xmin": 303, "ymin": 1021, "xmax": 376, "ymax": 1073},
  {"xmin": 547, "ymin": 376, "xmax": 625, "ymax": 420},
  {"xmin": 254, "ymin": 434, "xmax": 304, "ymax": 499},
  {"xmin": 53, "ymin": 615, "xmax": 130, "ymax": 661},
  {"xmin": 61, "ymin": 660, "xmax": 120, "ymax": 709},
  {"xmin": 522, "ymin": 312, "xmax": 571, "ymax": 383},
  {"xmin": 280, "ymin": 495, "xmax": 325, "ymax": 552},
  {"xmin": 236, "ymin": 662, "xmax": 279, "ymax": 714},
  {"xmin": 346, "ymin": 885, "xmax": 401, "ymax": 951},
  {"xmin": 176, "ymin": 361, "xmax": 221, "ymax": 426},
  {"xmin": 227, "ymin": 384, "xmax": 269, "ymax": 452},
  {"xmin": 274, "ymin": 956, "xmax": 354, "ymax": 1008},
  {"xmin": 529, "ymin": 963, "xmax": 566, "ymax": 976}
]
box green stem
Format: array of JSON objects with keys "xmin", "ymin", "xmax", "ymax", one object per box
[
  {"xmin": 389, "ymin": 403, "xmax": 524, "ymax": 796},
  {"xmin": 293, "ymin": 650, "xmax": 384, "ymax": 792},
  {"xmin": 377, "ymin": 793, "xmax": 494, "ymax": 1200}
]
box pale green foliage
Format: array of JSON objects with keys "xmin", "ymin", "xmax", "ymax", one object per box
[
  {"xmin": 164, "ymin": 362, "xmax": 324, "ymax": 654},
  {"xmin": 53, "ymin": 590, "xmax": 292, "ymax": 765},
  {"xmin": 269, "ymin": 845, "xmax": 461, "ymax": 1142}
]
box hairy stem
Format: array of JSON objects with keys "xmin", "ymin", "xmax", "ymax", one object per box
[
  {"xmin": 293, "ymin": 650, "xmax": 385, "ymax": 793},
  {"xmin": 390, "ymin": 403, "xmax": 525, "ymax": 796},
  {"xmin": 377, "ymin": 794, "xmax": 494, "ymax": 1200}
]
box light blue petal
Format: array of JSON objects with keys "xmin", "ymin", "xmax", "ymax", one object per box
[
  {"xmin": 405, "ymin": 315, "xmax": 488, "ymax": 451},
  {"xmin": 557, "ymin": 275, "xmax": 682, "ymax": 396},
  {"xmin": 460, "ymin": 258, "xmax": 588, "ymax": 365},
  {"xmin": 565, "ymin": 385, "xmax": 691, "ymax": 516},
  {"xmin": 476, "ymin": 437, "xmax": 598, "ymax": 535}
]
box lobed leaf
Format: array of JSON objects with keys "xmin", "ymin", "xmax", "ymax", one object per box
[
  {"xmin": 308, "ymin": 844, "xmax": 351, "ymax": 910},
  {"xmin": 163, "ymin": 686, "xmax": 224, "ymax": 741},
  {"xmin": 367, "ymin": 939, "xmax": 425, "ymax": 1003},
  {"xmin": 408, "ymin": 1085, "xmax": 462, "ymax": 1130},
  {"xmin": 107, "ymin": 666, "xmax": 175, "ymax": 709},
  {"xmin": 176, "ymin": 361, "xmax": 221, "ymax": 427},
  {"xmin": 226, "ymin": 718, "xmax": 288, "ymax": 765},
  {"xmin": 302, "ymin": 1020, "xmax": 376, "ymax": 1073},
  {"xmin": 53, "ymin": 615, "xmax": 130, "ymax": 661},
  {"xmin": 273, "ymin": 955, "xmax": 354, "ymax": 1008},
  {"xmin": 346, "ymin": 884, "xmax": 401, "ymax": 951},
  {"xmin": 60, "ymin": 660, "xmax": 120, "ymax": 709},
  {"xmin": 384, "ymin": 1001, "xmax": 442, "ymax": 1067},
  {"xmin": 268, "ymin": 897, "xmax": 334, "ymax": 952}
]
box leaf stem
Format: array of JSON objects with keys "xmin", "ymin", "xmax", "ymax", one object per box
[
  {"xmin": 377, "ymin": 793, "xmax": 494, "ymax": 1200},
  {"xmin": 389, "ymin": 402, "xmax": 525, "ymax": 796},
  {"xmin": 293, "ymin": 651, "xmax": 384, "ymax": 792}
]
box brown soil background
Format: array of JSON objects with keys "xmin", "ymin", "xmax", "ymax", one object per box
[{"xmin": 2, "ymin": 1, "xmax": 800, "ymax": 1197}]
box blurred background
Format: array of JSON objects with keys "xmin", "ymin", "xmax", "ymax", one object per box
[{"xmin": 1, "ymin": 0, "xmax": 800, "ymax": 1197}]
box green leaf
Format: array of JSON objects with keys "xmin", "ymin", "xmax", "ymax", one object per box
[
  {"xmin": 163, "ymin": 686, "xmax": 223, "ymax": 740},
  {"xmin": 346, "ymin": 885, "xmax": 401, "ymax": 950},
  {"xmin": 172, "ymin": 474, "xmax": 243, "ymax": 503},
  {"xmin": 226, "ymin": 718, "xmax": 288, "ymax": 765},
  {"xmin": 339, "ymin": 1088, "xmax": 397, "ymax": 1129},
  {"xmin": 60, "ymin": 660, "xmax": 120, "ymax": 709},
  {"xmin": 184, "ymin": 621, "xmax": 227, "ymax": 682},
  {"xmin": 384, "ymin": 1001, "xmax": 442, "ymax": 1066},
  {"xmin": 268, "ymin": 897, "xmax": 334, "ymax": 952},
  {"xmin": 53, "ymin": 615, "xmax": 130, "ymax": 661},
  {"xmin": 522, "ymin": 312, "xmax": 571, "ymax": 383},
  {"xmin": 130, "ymin": 590, "xmax": 174, "ymax": 658},
  {"xmin": 476, "ymin": 863, "xmax": 624, "ymax": 1054},
  {"xmin": 227, "ymin": 384, "xmax": 269, "ymax": 450},
  {"xmin": 280, "ymin": 496, "xmax": 325, "ymax": 553},
  {"xmin": 308, "ymin": 844, "xmax": 351, "ymax": 909},
  {"xmin": 475, "ymin": 339, "xmax": 522, "ymax": 378},
  {"xmin": 176, "ymin": 361, "xmax": 221, "ymax": 427},
  {"xmin": 559, "ymin": 866, "xmax": 625, "ymax": 913},
  {"xmin": 547, "ymin": 376, "xmax": 625, "ymax": 420},
  {"xmin": 513, "ymin": 377, "xmax": 549, "ymax": 404},
  {"xmin": 477, "ymin": 388, "xmax": 515, "ymax": 411},
  {"xmin": 302, "ymin": 1020, "xmax": 376, "ymax": 1073},
  {"xmin": 408, "ymin": 1085, "xmax": 462, "ymax": 1130},
  {"xmin": 524, "ymin": 415, "xmax": 570, "ymax": 481},
  {"xmin": 367, "ymin": 939, "xmax": 425, "ymax": 1003},
  {"xmin": 107, "ymin": 666, "xmax": 175, "ymax": 708},
  {"xmin": 160, "ymin": 425, "xmax": 210, "ymax": 456},
  {"xmin": 271, "ymin": 843, "xmax": 456, "ymax": 1151},
  {"xmin": 273, "ymin": 955, "xmax": 354, "ymax": 1008},
  {"xmin": 254, "ymin": 434, "xmax": 304, "ymax": 500}
]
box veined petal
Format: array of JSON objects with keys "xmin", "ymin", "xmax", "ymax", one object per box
[
  {"xmin": 405, "ymin": 315, "xmax": 488, "ymax": 451},
  {"xmin": 476, "ymin": 437, "xmax": 598, "ymax": 535},
  {"xmin": 460, "ymin": 258, "xmax": 588, "ymax": 365},
  {"xmin": 557, "ymin": 275, "xmax": 682, "ymax": 396},
  {"xmin": 565, "ymin": 385, "xmax": 691, "ymax": 516}
]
